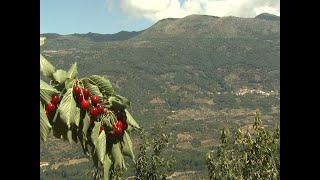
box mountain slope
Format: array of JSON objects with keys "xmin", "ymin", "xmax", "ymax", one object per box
[{"xmin": 255, "ymin": 13, "xmax": 280, "ymax": 21}]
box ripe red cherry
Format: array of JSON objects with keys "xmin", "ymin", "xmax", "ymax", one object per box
[
  {"xmin": 46, "ymin": 103, "xmax": 55, "ymax": 112},
  {"xmin": 116, "ymin": 121, "xmax": 123, "ymax": 129},
  {"xmin": 83, "ymin": 88, "xmax": 90, "ymax": 99},
  {"xmin": 90, "ymin": 106, "xmax": 99, "ymax": 117},
  {"xmin": 77, "ymin": 93, "xmax": 84, "ymax": 103},
  {"xmin": 90, "ymin": 117, "xmax": 93, "ymax": 125},
  {"xmin": 45, "ymin": 110, "xmax": 49, "ymax": 116},
  {"xmin": 91, "ymin": 95, "xmax": 99, "ymax": 105},
  {"xmin": 99, "ymin": 126, "xmax": 104, "ymax": 135},
  {"xmin": 114, "ymin": 127, "xmax": 123, "ymax": 136},
  {"xmin": 73, "ymin": 85, "xmax": 81, "ymax": 96},
  {"xmin": 117, "ymin": 111, "xmax": 122, "ymax": 121},
  {"xmin": 51, "ymin": 95, "xmax": 60, "ymax": 105},
  {"xmin": 97, "ymin": 104, "xmax": 104, "ymax": 114},
  {"xmin": 107, "ymin": 132, "xmax": 116, "ymax": 140},
  {"xmin": 123, "ymin": 118, "xmax": 127, "ymax": 124},
  {"xmin": 123, "ymin": 123, "xmax": 128, "ymax": 130},
  {"xmin": 81, "ymin": 100, "xmax": 89, "ymax": 110}
]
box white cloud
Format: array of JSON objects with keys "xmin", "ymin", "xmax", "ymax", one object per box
[{"xmin": 105, "ymin": 0, "xmax": 280, "ymax": 22}]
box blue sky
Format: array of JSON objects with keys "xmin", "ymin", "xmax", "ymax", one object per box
[{"xmin": 40, "ymin": 0, "xmax": 280, "ymax": 35}]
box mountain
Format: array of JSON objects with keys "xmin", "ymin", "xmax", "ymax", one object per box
[
  {"xmin": 41, "ymin": 30, "xmax": 143, "ymax": 42},
  {"xmin": 255, "ymin": 13, "xmax": 280, "ymax": 21},
  {"xmin": 134, "ymin": 14, "xmax": 279, "ymax": 40},
  {"xmin": 40, "ymin": 14, "xmax": 280, "ymax": 179}
]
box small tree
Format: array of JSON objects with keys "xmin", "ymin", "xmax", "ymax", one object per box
[
  {"xmin": 135, "ymin": 119, "xmax": 176, "ymax": 180},
  {"xmin": 206, "ymin": 110, "xmax": 280, "ymax": 180},
  {"xmin": 40, "ymin": 37, "xmax": 141, "ymax": 180}
]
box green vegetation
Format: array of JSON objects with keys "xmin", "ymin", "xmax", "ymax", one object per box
[
  {"xmin": 40, "ymin": 14, "xmax": 280, "ymax": 179},
  {"xmin": 206, "ymin": 110, "xmax": 280, "ymax": 179},
  {"xmin": 135, "ymin": 119, "xmax": 176, "ymax": 180}
]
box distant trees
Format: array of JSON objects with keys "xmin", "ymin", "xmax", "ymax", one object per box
[{"xmin": 206, "ymin": 110, "xmax": 280, "ymax": 179}]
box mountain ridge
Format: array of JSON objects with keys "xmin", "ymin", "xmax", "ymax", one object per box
[{"xmin": 40, "ymin": 13, "xmax": 279, "ymax": 42}]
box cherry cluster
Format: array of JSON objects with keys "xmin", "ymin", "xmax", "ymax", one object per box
[
  {"xmin": 73, "ymin": 85, "xmax": 105, "ymax": 118},
  {"xmin": 106, "ymin": 111, "xmax": 129, "ymax": 140},
  {"xmin": 45, "ymin": 95, "xmax": 60, "ymax": 116}
]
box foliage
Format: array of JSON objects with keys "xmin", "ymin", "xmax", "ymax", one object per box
[
  {"xmin": 206, "ymin": 110, "xmax": 280, "ymax": 179},
  {"xmin": 135, "ymin": 119, "xmax": 176, "ymax": 180},
  {"xmin": 40, "ymin": 37, "xmax": 140, "ymax": 180}
]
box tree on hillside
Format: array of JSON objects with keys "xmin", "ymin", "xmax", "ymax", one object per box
[{"xmin": 206, "ymin": 110, "xmax": 280, "ymax": 180}]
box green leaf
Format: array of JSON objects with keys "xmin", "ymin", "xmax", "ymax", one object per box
[
  {"xmin": 65, "ymin": 78, "xmax": 74, "ymax": 90},
  {"xmin": 67, "ymin": 129, "xmax": 73, "ymax": 144},
  {"xmin": 40, "ymin": 101, "xmax": 52, "ymax": 141},
  {"xmin": 40, "ymin": 101, "xmax": 51, "ymax": 128},
  {"xmin": 52, "ymin": 119, "xmax": 68, "ymax": 139},
  {"xmin": 82, "ymin": 81, "xmax": 103, "ymax": 100},
  {"xmin": 40, "ymin": 54, "xmax": 55, "ymax": 78},
  {"xmin": 40, "ymin": 37, "xmax": 46, "ymax": 46},
  {"xmin": 82, "ymin": 112, "xmax": 90, "ymax": 139},
  {"xmin": 125, "ymin": 109, "xmax": 140, "ymax": 130},
  {"xmin": 102, "ymin": 114, "xmax": 113, "ymax": 131},
  {"xmin": 109, "ymin": 96, "xmax": 126, "ymax": 111},
  {"xmin": 126, "ymin": 124, "xmax": 133, "ymax": 133},
  {"xmin": 67, "ymin": 62, "xmax": 78, "ymax": 79},
  {"xmin": 114, "ymin": 94, "xmax": 131, "ymax": 107},
  {"xmin": 121, "ymin": 131, "xmax": 135, "ymax": 161},
  {"xmin": 87, "ymin": 75, "xmax": 114, "ymax": 96},
  {"xmin": 103, "ymin": 154, "xmax": 112, "ymax": 180},
  {"xmin": 40, "ymin": 119, "xmax": 51, "ymax": 142},
  {"xmin": 53, "ymin": 69, "xmax": 68, "ymax": 84},
  {"xmin": 111, "ymin": 143, "xmax": 124, "ymax": 169},
  {"xmin": 52, "ymin": 105, "xmax": 60, "ymax": 124},
  {"xmin": 92, "ymin": 150, "xmax": 99, "ymax": 168},
  {"xmin": 96, "ymin": 130, "xmax": 107, "ymax": 164},
  {"xmin": 74, "ymin": 107, "xmax": 81, "ymax": 127},
  {"xmin": 79, "ymin": 112, "xmax": 90, "ymax": 156},
  {"xmin": 40, "ymin": 80, "xmax": 59, "ymax": 105},
  {"xmin": 91, "ymin": 122, "xmax": 101, "ymax": 147},
  {"xmin": 58, "ymin": 88, "xmax": 77, "ymax": 128}
]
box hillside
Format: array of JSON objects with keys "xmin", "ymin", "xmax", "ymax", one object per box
[
  {"xmin": 40, "ymin": 13, "xmax": 280, "ymax": 179},
  {"xmin": 255, "ymin": 13, "xmax": 280, "ymax": 21}
]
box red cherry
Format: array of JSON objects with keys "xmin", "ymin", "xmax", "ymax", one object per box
[
  {"xmin": 97, "ymin": 104, "xmax": 104, "ymax": 114},
  {"xmin": 116, "ymin": 121, "xmax": 123, "ymax": 129},
  {"xmin": 81, "ymin": 100, "xmax": 90, "ymax": 110},
  {"xmin": 46, "ymin": 103, "xmax": 55, "ymax": 112},
  {"xmin": 73, "ymin": 85, "xmax": 81, "ymax": 96},
  {"xmin": 123, "ymin": 123, "xmax": 128, "ymax": 130},
  {"xmin": 51, "ymin": 95, "xmax": 60, "ymax": 105},
  {"xmin": 99, "ymin": 126, "xmax": 104, "ymax": 135},
  {"xmin": 90, "ymin": 106, "xmax": 99, "ymax": 117},
  {"xmin": 114, "ymin": 127, "xmax": 123, "ymax": 136},
  {"xmin": 117, "ymin": 111, "xmax": 122, "ymax": 121},
  {"xmin": 83, "ymin": 88, "xmax": 90, "ymax": 99},
  {"xmin": 107, "ymin": 132, "xmax": 116, "ymax": 140},
  {"xmin": 77, "ymin": 93, "xmax": 84, "ymax": 103},
  {"xmin": 123, "ymin": 118, "xmax": 127, "ymax": 124},
  {"xmin": 45, "ymin": 110, "xmax": 49, "ymax": 116},
  {"xmin": 91, "ymin": 95, "xmax": 99, "ymax": 105}
]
